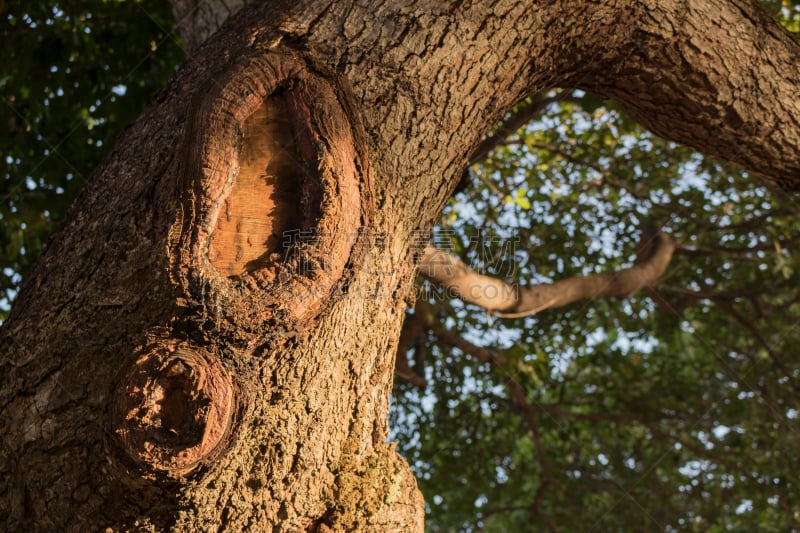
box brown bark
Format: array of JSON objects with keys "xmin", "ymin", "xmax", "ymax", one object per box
[
  {"xmin": 419, "ymin": 230, "xmax": 676, "ymax": 317},
  {"xmin": 1, "ymin": 0, "xmax": 799, "ymax": 531},
  {"xmin": 168, "ymin": 0, "xmax": 249, "ymax": 55},
  {"xmin": 579, "ymin": 0, "xmax": 800, "ymax": 190}
]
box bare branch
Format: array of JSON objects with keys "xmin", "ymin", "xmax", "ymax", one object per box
[
  {"xmin": 394, "ymin": 302, "xmax": 429, "ymax": 388},
  {"xmin": 419, "ymin": 230, "xmax": 676, "ymax": 318}
]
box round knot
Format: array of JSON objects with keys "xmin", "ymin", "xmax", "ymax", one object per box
[{"xmin": 112, "ymin": 345, "xmax": 236, "ymax": 476}]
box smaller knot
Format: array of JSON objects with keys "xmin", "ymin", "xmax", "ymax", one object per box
[{"xmin": 112, "ymin": 344, "xmax": 236, "ymax": 476}]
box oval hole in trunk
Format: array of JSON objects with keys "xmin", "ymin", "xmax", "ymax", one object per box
[{"xmin": 208, "ymin": 90, "xmax": 303, "ymax": 278}]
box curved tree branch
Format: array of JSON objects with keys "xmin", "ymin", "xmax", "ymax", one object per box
[
  {"xmin": 579, "ymin": 0, "xmax": 800, "ymax": 190},
  {"xmin": 419, "ymin": 229, "xmax": 675, "ymax": 318}
]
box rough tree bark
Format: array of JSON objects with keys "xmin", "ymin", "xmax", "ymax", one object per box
[{"xmin": 1, "ymin": 1, "xmax": 798, "ymax": 531}]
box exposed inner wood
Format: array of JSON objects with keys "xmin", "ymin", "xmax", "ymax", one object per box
[
  {"xmin": 112, "ymin": 347, "xmax": 236, "ymax": 475},
  {"xmin": 208, "ymin": 92, "xmax": 303, "ymax": 277}
]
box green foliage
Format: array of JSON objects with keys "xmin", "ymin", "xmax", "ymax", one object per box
[
  {"xmin": 764, "ymin": 0, "xmax": 800, "ymax": 31},
  {"xmin": 395, "ymin": 105, "xmax": 800, "ymax": 529},
  {"xmin": 0, "ymin": 0, "xmax": 184, "ymax": 317}
]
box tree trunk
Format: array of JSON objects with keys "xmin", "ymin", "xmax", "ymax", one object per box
[{"xmin": 1, "ymin": 0, "xmax": 799, "ymax": 530}]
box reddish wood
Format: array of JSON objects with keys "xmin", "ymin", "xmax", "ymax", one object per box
[
  {"xmin": 111, "ymin": 342, "xmax": 236, "ymax": 476},
  {"xmin": 172, "ymin": 52, "xmax": 372, "ymax": 334},
  {"xmin": 208, "ymin": 94, "xmax": 302, "ymax": 278}
]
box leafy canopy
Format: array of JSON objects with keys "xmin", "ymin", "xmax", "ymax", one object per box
[{"xmin": 1, "ymin": 0, "xmax": 183, "ymax": 316}]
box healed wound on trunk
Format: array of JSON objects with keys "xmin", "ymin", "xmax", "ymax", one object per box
[
  {"xmin": 110, "ymin": 52, "xmax": 376, "ymax": 480},
  {"xmin": 112, "ymin": 344, "xmax": 236, "ymax": 476},
  {"xmin": 170, "ymin": 52, "xmax": 373, "ymax": 332}
]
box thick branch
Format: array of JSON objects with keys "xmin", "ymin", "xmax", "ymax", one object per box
[
  {"xmin": 581, "ymin": 0, "xmax": 800, "ymax": 189},
  {"xmin": 419, "ymin": 231, "xmax": 675, "ymax": 317},
  {"xmin": 169, "ymin": 0, "xmax": 800, "ymax": 193}
]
